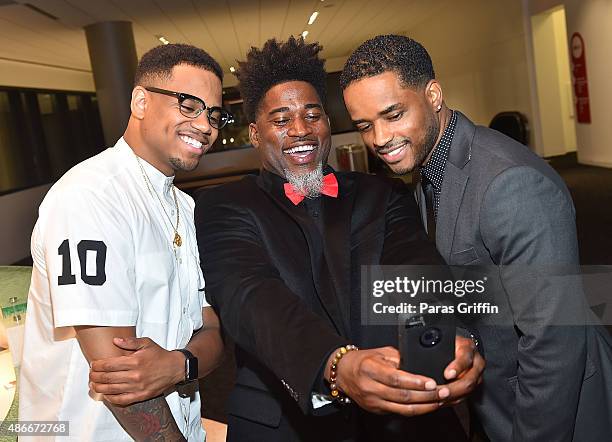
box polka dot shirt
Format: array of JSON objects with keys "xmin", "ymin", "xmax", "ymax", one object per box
[{"xmin": 420, "ymin": 110, "xmax": 457, "ymax": 218}]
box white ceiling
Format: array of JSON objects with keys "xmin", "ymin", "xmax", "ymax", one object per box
[{"xmin": 0, "ymin": 0, "xmax": 447, "ymax": 75}]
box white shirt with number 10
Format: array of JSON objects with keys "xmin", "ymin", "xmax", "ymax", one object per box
[{"xmin": 19, "ymin": 138, "xmax": 207, "ymax": 441}]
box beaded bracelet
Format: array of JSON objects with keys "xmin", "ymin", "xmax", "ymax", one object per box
[{"xmin": 329, "ymin": 344, "xmax": 359, "ymax": 404}]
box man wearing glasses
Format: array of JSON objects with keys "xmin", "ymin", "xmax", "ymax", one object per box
[{"xmin": 20, "ymin": 44, "xmax": 231, "ymax": 441}]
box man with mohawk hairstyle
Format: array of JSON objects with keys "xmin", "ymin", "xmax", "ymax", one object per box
[{"xmin": 194, "ymin": 36, "xmax": 484, "ymax": 442}]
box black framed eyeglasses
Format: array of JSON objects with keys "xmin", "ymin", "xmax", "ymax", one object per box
[{"xmin": 145, "ymin": 86, "xmax": 234, "ymax": 129}]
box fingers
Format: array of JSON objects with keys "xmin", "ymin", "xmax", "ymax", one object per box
[
  {"xmin": 103, "ymin": 392, "xmax": 148, "ymax": 407},
  {"xmin": 443, "ymin": 352, "xmax": 485, "ymax": 401},
  {"xmin": 90, "ymin": 381, "xmax": 135, "ymax": 395},
  {"xmin": 90, "ymin": 356, "xmax": 138, "ymax": 373},
  {"xmin": 444, "ymin": 336, "xmax": 475, "ymax": 381},
  {"xmin": 112, "ymin": 336, "xmax": 149, "ymax": 351},
  {"xmin": 373, "ymin": 383, "xmax": 442, "ymax": 404},
  {"xmin": 90, "ymin": 368, "xmax": 139, "ymax": 385},
  {"xmin": 339, "ymin": 348, "xmax": 448, "ymax": 416},
  {"xmin": 358, "ymin": 354, "xmax": 437, "ymax": 392}
]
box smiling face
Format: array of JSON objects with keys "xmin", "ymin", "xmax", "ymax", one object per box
[
  {"xmin": 249, "ymin": 80, "xmax": 331, "ymax": 179},
  {"xmin": 343, "ymin": 71, "xmax": 442, "ymax": 174},
  {"xmin": 135, "ymin": 64, "xmax": 222, "ymax": 176}
]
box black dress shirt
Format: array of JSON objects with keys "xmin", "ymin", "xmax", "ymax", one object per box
[{"xmin": 420, "ymin": 110, "xmax": 457, "ymax": 218}]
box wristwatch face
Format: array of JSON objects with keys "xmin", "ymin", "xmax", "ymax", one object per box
[{"xmin": 185, "ymin": 355, "xmax": 198, "ymax": 382}]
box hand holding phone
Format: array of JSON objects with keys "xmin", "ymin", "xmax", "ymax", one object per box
[{"xmin": 398, "ymin": 312, "xmax": 456, "ymax": 384}]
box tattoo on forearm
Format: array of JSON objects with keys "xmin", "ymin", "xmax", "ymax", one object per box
[{"xmin": 107, "ymin": 396, "xmax": 186, "ymax": 442}]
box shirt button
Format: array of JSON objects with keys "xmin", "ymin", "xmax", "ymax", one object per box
[{"xmin": 312, "ymin": 211, "xmax": 319, "ymax": 218}]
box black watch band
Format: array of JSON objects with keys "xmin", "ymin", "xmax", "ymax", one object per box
[{"xmin": 175, "ymin": 348, "xmax": 198, "ymax": 384}]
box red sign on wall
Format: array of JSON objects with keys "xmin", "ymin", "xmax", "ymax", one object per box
[{"xmin": 570, "ymin": 32, "xmax": 591, "ymax": 124}]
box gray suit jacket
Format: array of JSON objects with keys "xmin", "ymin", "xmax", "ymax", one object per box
[{"xmin": 416, "ymin": 112, "xmax": 612, "ymax": 442}]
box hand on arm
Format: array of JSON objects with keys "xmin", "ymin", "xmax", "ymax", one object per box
[
  {"xmin": 75, "ymin": 325, "xmax": 185, "ymax": 442},
  {"xmin": 89, "ymin": 307, "xmax": 224, "ymax": 405}
]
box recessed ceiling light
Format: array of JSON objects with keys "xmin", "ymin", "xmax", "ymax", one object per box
[
  {"xmin": 308, "ymin": 11, "xmax": 319, "ymax": 25},
  {"xmin": 229, "ymin": 66, "xmax": 236, "ymax": 73},
  {"xmin": 302, "ymin": 30, "xmax": 309, "ymax": 39},
  {"xmin": 156, "ymin": 35, "xmax": 170, "ymax": 45}
]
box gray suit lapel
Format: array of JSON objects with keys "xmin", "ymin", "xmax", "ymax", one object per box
[
  {"xmin": 437, "ymin": 163, "xmax": 468, "ymax": 260},
  {"xmin": 436, "ymin": 111, "xmax": 475, "ymax": 261}
]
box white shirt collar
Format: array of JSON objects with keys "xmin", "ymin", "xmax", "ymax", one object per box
[{"xmin": 115, "ymin": 137, "xmax": 175, "ymax": 196}]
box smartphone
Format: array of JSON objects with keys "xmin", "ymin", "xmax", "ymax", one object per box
[{"xmin": 398, "ymin": 312, "xmax": 455, "ymax": 384}]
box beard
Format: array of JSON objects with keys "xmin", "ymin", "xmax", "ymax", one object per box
[
  {"xmin": 390, "ymin": 113, "xmax": 440, "ymax": 175},
  {"xmin": 284, "ymin": 163, "xmax": 324, "ymax": 198},
  {"xmin": 169, "ymin": 156, "xmax": 199, "ymax": 172}
]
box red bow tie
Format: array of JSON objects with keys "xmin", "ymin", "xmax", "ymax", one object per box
[{"xmin": 283, "ymin": 173, "xmax": 339, "ymax": 205}]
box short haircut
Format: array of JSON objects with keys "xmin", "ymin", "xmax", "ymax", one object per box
[
  {"xmin": 235, "ymin": 36, "xmax": 327, "ymax": 123},
  {"xmin": 134, "ymin": 43, "xmax": 223, "ymax": 86},
  {"xmin": 339, "ymin": 34, "xmax": 434, "ymax": 90}
]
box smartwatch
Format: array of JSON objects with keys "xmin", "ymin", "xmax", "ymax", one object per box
[{"xmin": 175, "ymin": 348, "xmax": 198, "ymax": 385}]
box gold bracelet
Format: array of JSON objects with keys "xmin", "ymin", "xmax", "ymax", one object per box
[{"xmin": 329, "ymin": 344, "xmax": 359, "ymax": 404}]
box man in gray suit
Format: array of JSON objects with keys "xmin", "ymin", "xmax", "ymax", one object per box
[{"xmin": 340, "ymin": 34, "xmax": 612, "ymax": 441}]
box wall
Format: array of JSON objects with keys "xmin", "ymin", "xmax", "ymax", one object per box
[
  {"xmin": 404, "ymin": 0, "xmax": 535, "ymax": 147},
  {"xmin": 528, "ymin": 0, "xmax": 612, "ymax": 167},
  {"xmin": 531, "ymin": 6, "xmax": 577, "ymax": 156},
  {"xmin": 563, "ymin": 0, "xmax": 612, "ymax": 167},
  {"xmin": 0, "ymin": 59, "xmax": 94, "ymax": 92},
  {"xmin": 551, "ymin": 7, "xmax": 577, "ymax": 154}
]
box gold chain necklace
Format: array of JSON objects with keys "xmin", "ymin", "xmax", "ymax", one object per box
[{"xmin": 134, "ymin": 154, "xmax": 182, "ymax": 248}]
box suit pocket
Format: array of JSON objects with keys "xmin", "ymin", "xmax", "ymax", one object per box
[
  {"xmin": 451, "ymin": 247, "xmax": 479, "ymax": 265},
  {"xmin": 228, "ymin": 384, "xmax": 282, "ymax": 428}
]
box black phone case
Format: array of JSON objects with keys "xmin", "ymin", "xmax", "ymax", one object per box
[{"xmin": 398, "ymin": 313, "xmax": 456, "ymax": 384}]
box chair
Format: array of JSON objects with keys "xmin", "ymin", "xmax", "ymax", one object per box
[{"xmin": 489, "ymin": 111, "xmax": 529, "ymax": 146}]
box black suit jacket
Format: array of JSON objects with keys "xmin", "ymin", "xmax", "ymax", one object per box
[
  {"xmin": 195, "ymin": 169, "xmax": 444, "ymax": 441},
  {"xmin": 415, "ymin": 112, "xmax": 612, "ymax": 441}
]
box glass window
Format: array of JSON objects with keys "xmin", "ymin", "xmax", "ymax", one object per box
[
  {"xmin": 38, "ymin": 93, "xmax": 74, "ymax": 179},
  {"xmin": 0, "ymin": 91, "xmax": 29, "ymax": 193},
  {"xmin": 0, "ymin": 86, "xmax": 104, "ymax": 195},
  {"xmin": 209, "ymin": 87, "xmax": 251, "ymax": 153}
]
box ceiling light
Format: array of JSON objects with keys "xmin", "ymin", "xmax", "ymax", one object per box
[
  {"xmin": 229, "ymin": 66, "xmax": 236, "ymax": 73},
  {"xmin": 156, "ymin": 35, "xmax": 170, "ymax": 45},
  {"xmin": 302, "ymin": 30, "xmax": 309, "ymax": 39},
  {"xmin": 308, "ymin": 11, "xmax": 319, "ymax": 25},
  {"xmin": 222, "ymin": 139, "xmax": 227, "ymax": 145}
]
